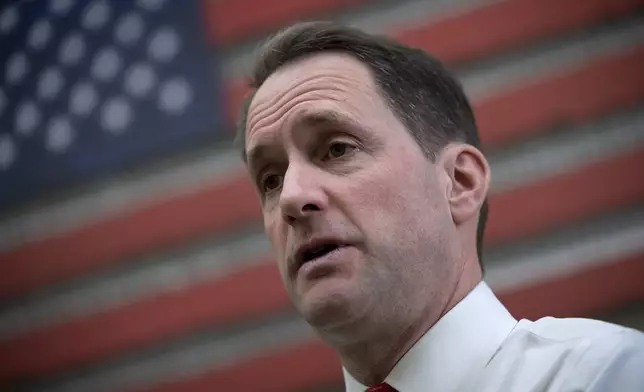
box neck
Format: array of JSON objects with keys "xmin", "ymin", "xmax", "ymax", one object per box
[
  {"xmin": 335, "ymin": 315, "xmax": 427, "ymax": 385},
  {"xmin": 334, "ymin": 259, "xmax": 482, "ymax": 385}
]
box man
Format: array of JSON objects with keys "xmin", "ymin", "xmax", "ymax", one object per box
[{"xmin": 236, "ymin": 21, "xmax": 644, "ymax": 391}]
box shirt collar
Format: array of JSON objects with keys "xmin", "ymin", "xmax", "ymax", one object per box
[{"xmin": 343, "ymin": 281, "xmax": 518, "ymax": 392}]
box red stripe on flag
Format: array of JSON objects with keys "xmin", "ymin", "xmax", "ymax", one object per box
[
  {"xmin": 501, "ymin": 253, "xmax": 644, "ymax": 321},
  {"xmin": 1, "ymin": 147, "xmax": 643, "ymax": 382},
  {"xmin": 135, "ymin": 340, "xmax": 341, "ymax": 392},
  {"xmin": 1, "ymin": 46, "xmax": 643, "ymax": 300},
  {"xmin": 393, "ymin": 0, "xmax": 644, "ymax": 65},
  {"xmin": 476, "ymin": 46, "xmax": 644, "ymax": 147},
  {"xmin": 204, "ymin": 0, "xmax": 372, "ymax": 44},
  {"xmin": 486, "ymin": 146, "xmax": 644, "ymax": 245},
  {"xmin": 127, "ymin": 251, "xmax": 644, "ymax": 392},
  {"xmin": 0, "ymin": 261, "xmax": 287, "ymax": 383},
  {"xmin": 0, "ymin": 172, "xmax": 259, "ymax": 298},
  {"xmin": 206, "ymin": 0, "xmax": 643, "ymax": 49}
]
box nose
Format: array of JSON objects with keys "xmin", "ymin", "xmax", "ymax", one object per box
[{"xmin": 279, "ymin": 165, "xmax": 327, "ymax": 225}]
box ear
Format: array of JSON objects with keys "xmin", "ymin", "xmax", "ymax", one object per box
[{"xmin": 439, "ymin": 144, "xmax": 490, "ymax": 225}]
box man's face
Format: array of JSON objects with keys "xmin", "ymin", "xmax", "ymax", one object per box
[{"xmin": 244, "ymin": 53, "xmax": 458, "ymax": 331}]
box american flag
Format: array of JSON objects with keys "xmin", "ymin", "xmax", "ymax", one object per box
[
  {"xmin": 0, "ymin": 0, "xmax": 643, "ymax": 391},
  {"xmin": 0, "ymin": 0, "xmax": 223, "ymax": 207}
]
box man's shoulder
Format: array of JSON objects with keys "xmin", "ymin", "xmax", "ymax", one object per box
[
  {"xmin": 525, "ymin": 315, "xmax": 639, "ymax": 343},
  {"xmin": 516, "ymin": 317, "xmax": 644, "ymax": 390},
  {"xmin": 480, "ymin": 317, "xmax": 644, "ymax": 391},
  {"xmin": 517, "ymin": 316, "xmax": 644, "ymax": 361}
]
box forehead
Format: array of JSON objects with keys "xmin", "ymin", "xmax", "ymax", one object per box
[
  {"xmin": 245, "ymin": 52, "xmax": 382, "ymax": 146},
  {"xmin": 253, "ymin": 52, "xmax": 375, "ymax": 108}
]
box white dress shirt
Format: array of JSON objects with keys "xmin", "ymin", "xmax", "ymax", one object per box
[{"xmin": 343, "ymin": 281, "xmax": 644, "ymax": 392}]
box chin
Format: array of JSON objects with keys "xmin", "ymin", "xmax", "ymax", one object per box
[{"xmin": 297, "ymin": 277, "xmax": 365, "ymax": 329}]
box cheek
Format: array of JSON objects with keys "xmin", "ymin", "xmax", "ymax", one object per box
[
  {"xmin": 346, "ymin": 159, "xmax": 445, "ymax": 246},
  {"xmin": 264, "ymin": 214, "xmax": 289, "ymax": 276}
]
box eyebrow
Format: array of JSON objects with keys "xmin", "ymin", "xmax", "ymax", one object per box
[
  {"xmin": 246, "ymin": 110, "xmax": 360, "ymax": 171},
  {"xmin": 246, "ymin": 144, "xmax": 270, "ymax": 174},
  {"xmin": 292, "ymin": 110, "xmax": 359, "ymax": 131}
]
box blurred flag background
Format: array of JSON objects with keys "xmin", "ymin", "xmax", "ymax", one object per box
[{"xmin": 0, "ymin": 0, "xmax": 643, "ymax": 391}]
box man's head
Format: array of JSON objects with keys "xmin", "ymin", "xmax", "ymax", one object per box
[{"xmin": 237, "ymin": 22, "xmax": 490, "ymax": 339}]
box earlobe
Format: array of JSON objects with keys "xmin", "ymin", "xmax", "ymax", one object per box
[{"xmin": 443, "ymin": 145, "xmax": 490, "ymax": 225}]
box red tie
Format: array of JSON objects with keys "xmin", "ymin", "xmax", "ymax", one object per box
[{"xmin": 365, "ymin": 383, "xmax": 398, "ymax": 392}]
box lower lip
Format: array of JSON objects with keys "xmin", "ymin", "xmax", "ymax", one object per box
[{"xmin": 297, "ymin": 246, "xmax": 353, "ymax": 280}]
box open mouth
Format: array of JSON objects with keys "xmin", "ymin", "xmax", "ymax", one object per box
[{"xmin": 301, "ymin": 243, "xmax": 341, "ymax": 264}]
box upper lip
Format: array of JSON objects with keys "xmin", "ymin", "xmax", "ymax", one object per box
[{"xmin": 290, "ymin": 237, "xmax": 347, "ymax": 275}]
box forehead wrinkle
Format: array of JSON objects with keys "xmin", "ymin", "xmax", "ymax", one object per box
[
  {"xmin": 246, "ymin": 95, "xmax": 351, "ymax": 168},
  {"xmin": 249, "ymin": 89, "xmax": 350, "ymax": 146},
  {"xmin": 246, "ymin": 78, "xmax": 368, "ymax": 156},
  {"xmin": 246, "ymin": 72, "xmax": 364, "ymax": 137}
]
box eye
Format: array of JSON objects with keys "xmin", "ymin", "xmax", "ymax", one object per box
[
  {"xmin": 261, "ymin": 173, "xmax": 283, "ymax": 194},
  {"xmin": 323, "ymin": 142, "xmax": 355, "ymax": 161}
]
